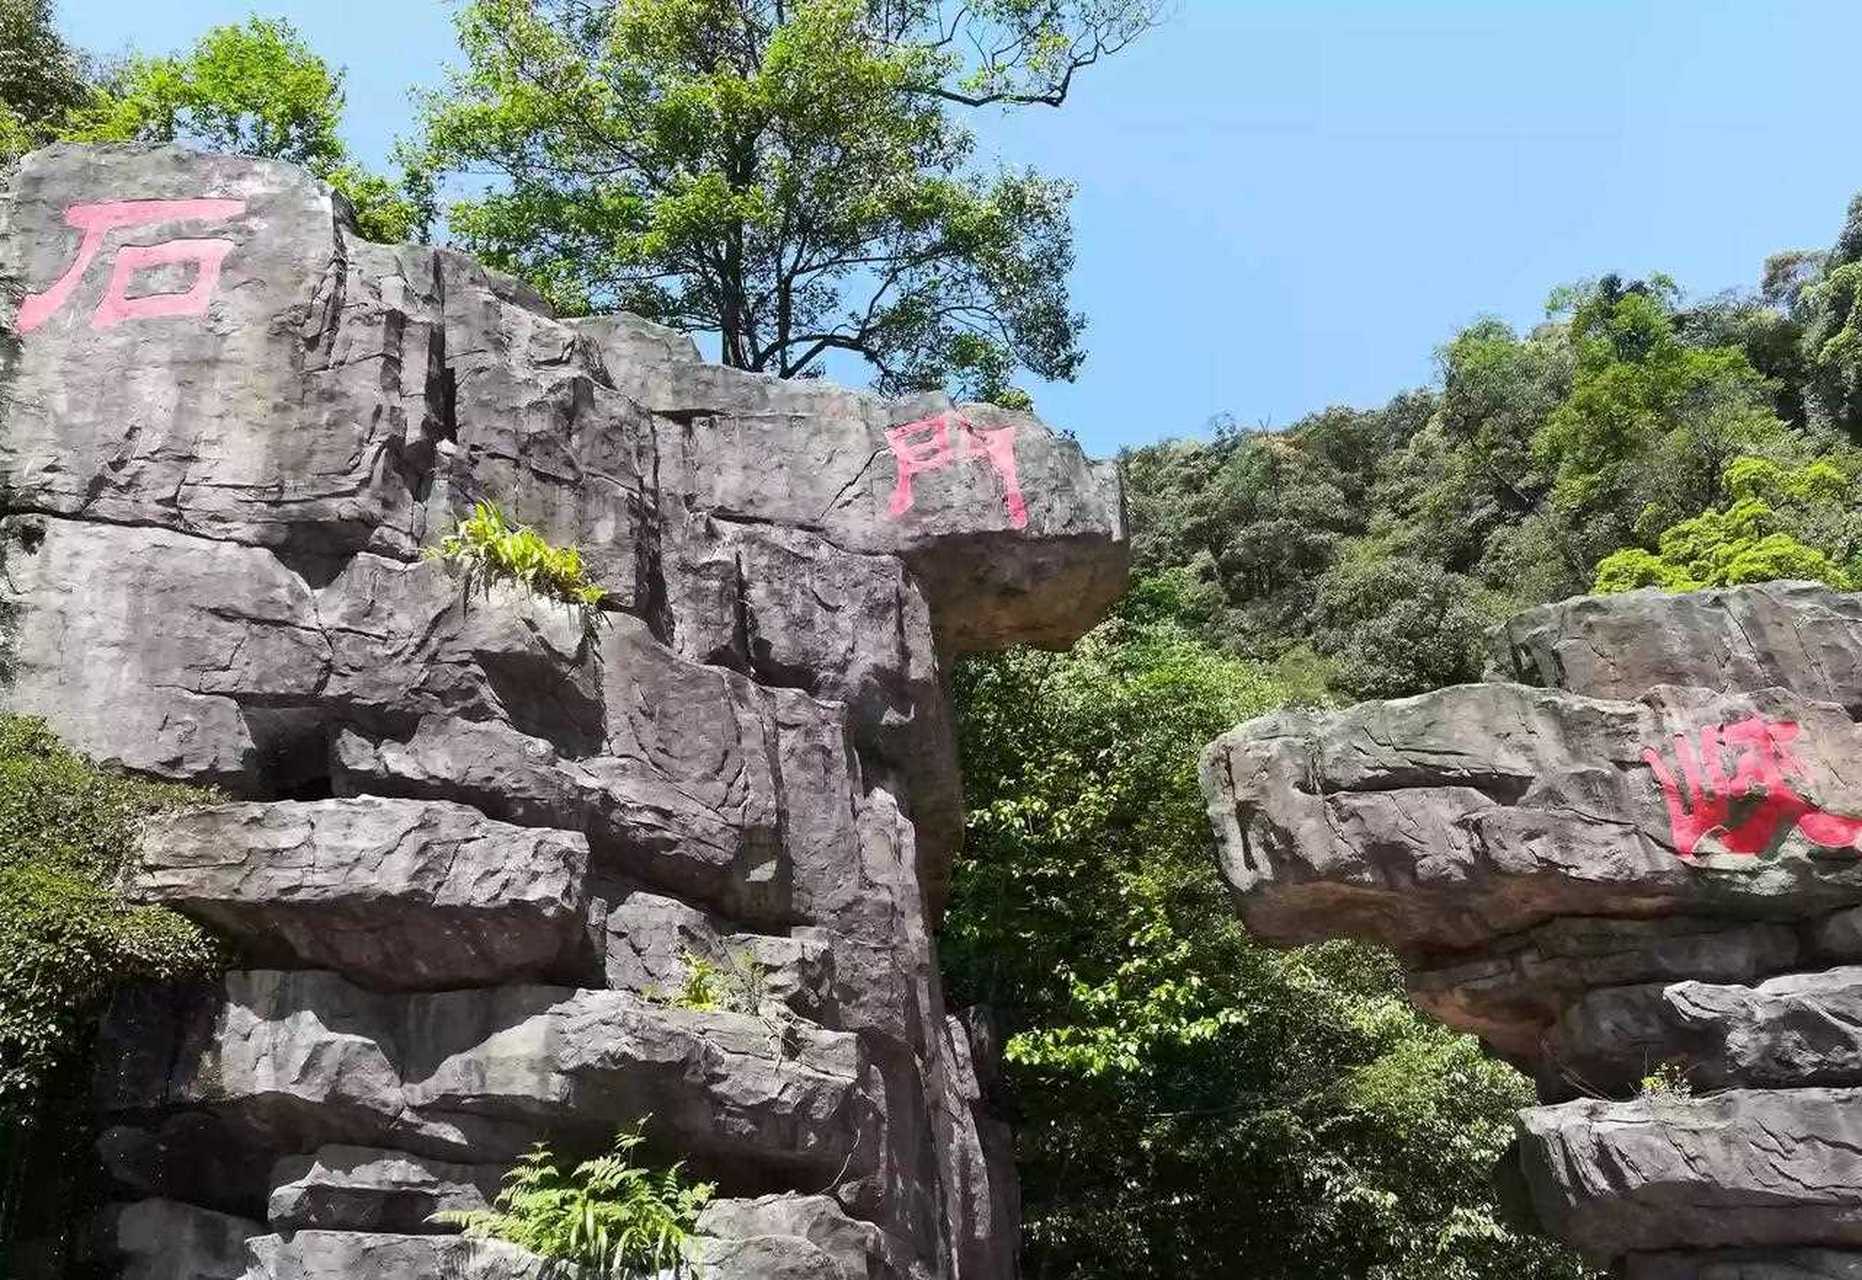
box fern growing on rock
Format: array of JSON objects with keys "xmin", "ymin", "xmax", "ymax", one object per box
[
  {"xmin": 432, "ymin": 1123, "xmax": 713, "ymax": 1277},
  {"xmin": 425, "ymin": 501, "xmax": 610, "ymax": 617}
]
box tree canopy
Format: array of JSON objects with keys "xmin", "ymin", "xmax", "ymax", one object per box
[
  {"xmin": 19, "ymin": 17, "xmax": 426, "ymax": 241},
  {"xmin": 0, "ymin": 0, "xmax": 90, "ymax": 164},
  {"xmin": 410, "ymin": 0, "xmax": 1161, "ymax": 401}
]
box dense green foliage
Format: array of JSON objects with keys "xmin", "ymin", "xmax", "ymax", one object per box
[
  {"xmin": 0, "ymin": 0, "xmax": 90, "ymax": 164},
  {"xmin": 1594, "ymin": 455, "xmax": 1862, "ymax": 593},
  {"xmin": 435, "ymin": 1126, "xmax": 714, "ymax": 1277},
  {"xmin": 946, "ymin": 603, "xmax": 1587, "ymax": 1280},
  {"xmin": 410, "ymin": 0, "xmax": 1159, "ymax": 400},
  {"xmin": 0, "ymin": 716, "xmax": 219, "ymax": 1273},
  {"xmin": 62, "ymin": 17, "xmax": 424, "ymax": 242}
]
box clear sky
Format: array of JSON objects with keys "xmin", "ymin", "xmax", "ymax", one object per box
[{"xmin": 58, "ymin": 1, "xmax": 1862, "ymax": 457}]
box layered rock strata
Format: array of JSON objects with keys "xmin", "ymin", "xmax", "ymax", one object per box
[
  {"xmin": 0, "ymin": 144, "xmax": 1128, "ymax": 1279},
  {"xmin": 1201, "ymin": 581, "xmax": 1862, "ymax": 1276}
]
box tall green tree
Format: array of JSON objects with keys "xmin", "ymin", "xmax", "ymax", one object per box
[
  {"xmin": 412, "ymin": 0, "xmax": 1163, "ymax": 400},
  {"xmin": 1532, "ymin": 274, "xmax": 1791, "ymax": 568},
  {"xmin": 0, "ymin": 0, "xmax": 91, "ymax": 165},
  {"xmin": 945, "ymin": 597, "xmax": 1589, "ymax": 1280},
  {"xmin": 66, "ymin": 17, "xmax": 426, "ymax": 242},
  {"xmin": 1802, "ymin": 194, "xmax": 1862, "ymax": 435}
]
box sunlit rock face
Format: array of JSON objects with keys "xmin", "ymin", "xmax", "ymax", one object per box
[
  {"xmin": 1201, "ymin": 582, "xmax": 1862, "ymax": 1276},
  {"xmin": 0, "ymin": 143, "xmax": 1129, "ymax": 1280}
]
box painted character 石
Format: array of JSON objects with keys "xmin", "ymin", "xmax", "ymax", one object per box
[{"xmin": 18, "ymin": 198, "xmax": 248, "ymax": 334}]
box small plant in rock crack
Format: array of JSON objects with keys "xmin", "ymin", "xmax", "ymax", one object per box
[
  {"xmin": 1637, "ymin": 1058, "xmax": 1695, "ymax": 1099},
  {"xmin": 665, "ymin": 947, "xmax": 801, "ymax": 1059},
  {"xmin": 424, "ymin": 501, "xmax": 610, "ymax": 621},
  {"xmin": 668, "ymin": 947, "xmax": 769, "ymax": 1015},
  {"xmin": 431, "ymin": 1122, "xmax": 713, "ymax": 1277}
]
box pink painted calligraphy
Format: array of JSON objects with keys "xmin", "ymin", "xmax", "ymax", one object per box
[
  {"xmin": 18, "ymin": 198, "xmax": 248, "ymax": 334},
  {"xmin": 884, "ymin": 412, "xmax": 1028, "ymax": 530},
  {"xmin": 1642, "ymin": 715, "xmax": 1862, "ymax": 857}
]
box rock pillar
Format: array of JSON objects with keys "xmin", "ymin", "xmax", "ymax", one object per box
[
  {"xmin": 0, "ymin": 144, "xmax": 1129, "ymax": 1280},
  {"xmin": 1202, "ymin": 582, "xmax": 1862, "ymax": 1277}
]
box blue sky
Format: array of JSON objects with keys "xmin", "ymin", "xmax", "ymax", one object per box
[{"xmin": 61, "ymin": 1, "xmax": 1862, "ymax": 456}]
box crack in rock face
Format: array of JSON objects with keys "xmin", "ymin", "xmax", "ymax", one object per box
[
  {"xmin": 1201, "ymin": 581, "xmax": 1862, "ymax": 1275},
  {"xmin": 0, "ymin": 142, "xmax": 1130, "ymax": 1280}
]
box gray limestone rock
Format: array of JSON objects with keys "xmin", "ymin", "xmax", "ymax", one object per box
[
  {"xmin": 1407, "ymin": 916, "xmax": 1802, "ymax": 1068},
  {"xmin": 1202, "ymin": 682, "xmax": 1862, "ymax": 956},
  {"xmin": 699, "ymin": 1195, "xmax": 913, "ymax": 1280},
  {"xmin": 132, "ymin": 799, "xmax": 591, "ymax": 990},
  {"xmin": 1625, "ymin": 1251, "xmax": 1862, "ymax": 1279},
  {"xmin": 100, "ymin": 1199, "xmax": 259, "ymax": 1280},
  {"xmin": 0, "ymin": 140, "xmax": 1130, "ymax": 1280},
  {"xmin": 1202, "ymin": 583, "xmax": 1862, "ymax": 1269},
  {"xmin": 266, "ymin": 1146, "xmax": 501, "ymax": 1233},
  {"xmin": 1489, "ymin": 581, "xmax": 1862, "ymax": 708},
  {"xmin": 241, "ymin": 1232, "xmax": 554, "ymax": 1280},
  {"xmin": 1548, "ymin": 966, "xmax": 1862, "ymax": 1095},
  {"xmin": 1517, "ymin": 1089, "xmax": 1862, "ymax": 1260},
  {"xmin": 99, "ymin": 970, "xmax": 870, "ymax": 1177}
]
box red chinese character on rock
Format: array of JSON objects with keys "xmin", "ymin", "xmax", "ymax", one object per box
[
  {"xmin": 18, "ymin": 197, "xmax": 248, "ymax": 334},
  {"xmin": 1643, "ymin": 715, "xmax": 1862, "ymax": 857},
  {"xmin": 884, "ymin": 411, "xmax": 1028, "ymax": 530}
]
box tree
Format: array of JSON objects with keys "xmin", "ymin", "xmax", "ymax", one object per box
[
  {"xmin": 411, "ymin": 0, "xmax": 1164, "ymax": 400},
  {"xmin": 1532, "ymin": 275, "xmax": 1792, "ymax": 569},
  {"xmin": 1593, "ymin": 454, "xmax": 1862, "ymax": 594},
  {"xmin": 944, "ymin": 607, "xmax": 1590, "ymax": 1280},
  {"xmin": 0, "ymin": 0, "xmax": 91, "ymax": 165},
  {"xmin": 0, "ymin": 717, "xmax": 219, "ymax": 1274},
  {"xmin": 1802, "ymin": 194, "xmax": 1862, "ymax": 435},
  {"xmin": 66, "ymin": 18, "xmax": 426, "ymax": 243}
]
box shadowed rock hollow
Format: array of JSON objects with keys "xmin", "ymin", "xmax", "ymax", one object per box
[
  {"xmin": 1201, "ymin": 581, "xmax": 1862, "ymax": 1277},
  {"xmin": 0, "ymin": 143, "xmax": 1128, "ymax": 1279}
]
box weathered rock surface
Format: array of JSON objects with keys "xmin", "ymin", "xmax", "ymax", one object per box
[
  {"xmin": 133, "ymin": 799, "xmax": 591, "ymax": 989},
  {"xmin": 266, "ymin": 1146, "xmax": 500, "ymax": 1233},
  {"xmin": 100, "ymin": 970, "xmax": 870, "ymax": 1179},
  {"xmin": 242, "ymin": 1231, "xmax": 556, "ymax": 1280},
  {"xmin": 0, "ymin": 142, "xmax": 1129, "ymax": 1278},
  {"xmin": 1548, "ymin": 965, "xmax": 1862, "ymax": 1096},
  {"xmin": 1518, "ymin": 1089, "xmax": 1862, "ymax": 1259},
  {"xmin": 101, "ymin": 1199, "xmax": 258, "ymax": 1280},
  {"xmin": 1202, "ymin": 581, "xmax": 1862, "ymax": 1271},
  {"xmin": 1489, "ymin": 581, "xmax": 1862, "ymax": 709}
]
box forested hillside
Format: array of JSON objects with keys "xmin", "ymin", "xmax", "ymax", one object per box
[{"xmin": 943, "ymin": 196, "xmax": 1862, "ymax": 1278}]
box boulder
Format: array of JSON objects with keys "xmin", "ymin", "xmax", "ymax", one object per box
[
  {"xmin": 1516, "ymin": 1089, "xmax": 1862, "ymax": 1260},
  {"xmin": 1548, "ymin": 966, "xmax": 1862, "ymax": 1096},
  {"xmin": 132, "ymin": 799, "xmax": 591, "ymax": 990},
  {"xmin": 266, "ymin": 1146, "xmax": 501, "ymax": 1233},
  {"xmin": 1489, "ymin": 581, "xmax": 1862, "ymax": 709},
  {"xmin": 101, "ymin": 1199, "xmax": 259, "ymax": 1280},
  {"xmin": 1202, "ymin": 682, "xmax": 1862, "ymax": 956}
]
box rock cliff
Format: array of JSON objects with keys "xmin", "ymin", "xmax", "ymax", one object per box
[
  {"xmin": 1202, "ymin": 581, "xmax": 1862, "ymax": 1277},
  {"xmin": 0, "ymin": 144, "xmax": 1128, "ymax": 1279}
]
